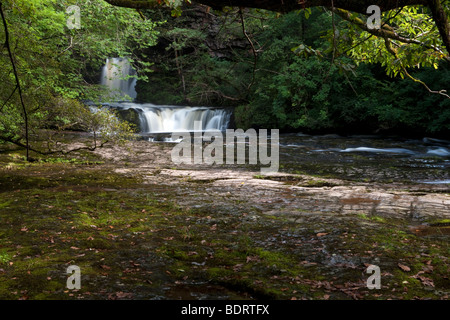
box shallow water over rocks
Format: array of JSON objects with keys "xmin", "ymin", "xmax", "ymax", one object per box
[{"xmin": 278, "ymin": 134, "xmax": 450, "ymax": 184}]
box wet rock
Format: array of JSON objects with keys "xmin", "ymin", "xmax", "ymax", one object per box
[{"xmin": 115, "ymin": 108, "xmax": 142, "ymax": 132}]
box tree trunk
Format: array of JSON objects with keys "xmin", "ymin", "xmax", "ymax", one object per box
[{"xmin": 427, "ymin": 0, "xmax": 450, "ymax": 55}]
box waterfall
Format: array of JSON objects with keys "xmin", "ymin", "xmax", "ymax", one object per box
[
  {"xmin": 98, "ymin": 58, "xmax": 233, "ymax": 135},
  {"xmin": 108, "ymin": 102, "xmax": 232, "ymax": 134},
  {"xmin": 100, "ymin": 58, "xmax": 137, "ymax": 100}
]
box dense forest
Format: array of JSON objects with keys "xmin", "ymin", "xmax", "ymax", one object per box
[
  {"xmin": 135, "ymin": 4, "xmax": 450, "ymax": 136},
  {"xmin": 1, "ymin": 0, "xmax": 449, "ymax": 160}
]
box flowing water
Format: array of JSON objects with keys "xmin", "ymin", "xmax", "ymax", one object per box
[
  {"xmin": 106, "ymin": 102, "xmax": 233, "ymax": 134},
  {"xmin": 98, "ymin": 58, "xmax": 449, "ymax": 185},
  {"xmin": 99, "ymin": 58, "xmax": 233, "ymax": 136},
  {"xmin": 100, "ymin": 57, "xmax": 137, "ymax": 100},
  {"xmin": 278, "ymin": 134, "xmax": 450, "ymax": 184}
]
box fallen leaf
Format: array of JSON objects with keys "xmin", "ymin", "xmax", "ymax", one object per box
[
  {"xmin": 417, "ymin": 275, "xmax": 435, "ymax": 287},
  {"xmin": 116, "ymin": 292, "xmax": 133, "ymax": 299},
  {"xmin": 413, "ymin": 271, "xmax": 435, "ymax": 287},
  {"xmin": 233, "ymin": 264, "xmax": 244, "ymax": 271},
  {"xmin": 316, "ymin": 233, "xmax": 328, "ymax": 237},
  {"xmin": 398, "ymin": 263, "xmax": 411, "ymax": 272},
  {"xmin": 422, "ymin": 265, "xmax": 433, "ymax": 273},
  {"xmin": 246, "ymin": 256, "xmax": 260, "ymax": 263}
]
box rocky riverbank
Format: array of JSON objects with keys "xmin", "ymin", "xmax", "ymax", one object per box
[{"xmin": 0, "ymin": 138, "xmax": 448, "ymax": 300}]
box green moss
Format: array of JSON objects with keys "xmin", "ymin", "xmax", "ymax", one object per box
[
  {"xmin": 357, "ymin": 213, "xmax": 385, "ymax": 223},
  {"xmin": 207, "ymin": 267, "xmax": 233, "ymax": 278},
  {"xmin": 304, "ymin": 179, "xmax": 336, "ymax": 187},
  {"xmin": 0, "ymin": 149, "xmax": 448, "ymax": 300},
  {"xmin": 0, "ymin": 200, "xmax": 12, "ymax": 209},
  {"xmin": 253, "ymin": 175, "xmax": 266, "ymax": 179},
  {"xmin": 0, "ymin": 249, "xmax": 12, "ymax": 265},
  {"xmin": 357, "ymin": 213, "xmax": 370, "ymax": 220}
]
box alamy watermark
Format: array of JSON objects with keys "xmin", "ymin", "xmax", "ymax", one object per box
[
  {"xmin": 170, "ymin": 122, "xmax": 279, "ymax": 174},
  {"xmin": 366, "ymin": 264, "xmax": 381, "ymax": 289},
  {"xmin": 66, "ymin": 5, "xmax": 81, "ymax": 30},
  {"xmin": 66, "ymin": 265, "xmax": 81, "ymax": 290},
  {"xmin": 367, "ymin": 5, "xmax": 381, "ymax": 30}
]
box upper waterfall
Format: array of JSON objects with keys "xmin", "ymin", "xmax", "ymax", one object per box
[{"xmin": 100, "ymin": 57, "xmax": 137, "ymax": 100}]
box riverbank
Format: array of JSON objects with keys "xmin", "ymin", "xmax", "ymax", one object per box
[{"xmin": 0, "ymin": 137, "xmax": 449, "ymax": 300}]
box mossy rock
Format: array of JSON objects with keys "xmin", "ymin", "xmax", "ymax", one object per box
[{"xmin": 115, "ymin": 108, "xmax": 142, "ymax": 132}]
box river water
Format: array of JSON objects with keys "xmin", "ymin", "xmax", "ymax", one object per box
[
  {"xmin": 98, "ymin": 58, "xmax": 449, "ymax": 185},
  {"xmin": 278, "ymin": 134, "xmax": 450, "ymax": 184}
]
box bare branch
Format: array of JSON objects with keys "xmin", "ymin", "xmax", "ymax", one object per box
[{"xmin": 1, "ymin": 2, "xmax": 30, "ymax": 160}]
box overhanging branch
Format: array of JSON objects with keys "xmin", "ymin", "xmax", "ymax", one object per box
[
  {"xmin": 103, "ymin": 0, "xmax": 160, "ymax": 9},
  {"xmin": 332, "ymin": 7, "xmax": 450, "ymax": 59},
  {"xmin": 103, "ymin": 0, "xmax": 449, "ymax": 55},
  {"xmin": 384, "ymin": 38, "xmax": 450, "ymax": 99},
  {"xmin": 103, "ymin": 0, "xmax": 429, "ymax": 13}
]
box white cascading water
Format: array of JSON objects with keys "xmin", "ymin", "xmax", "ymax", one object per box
[
  {"xmin": 139, "ymin": 105, "xmax": 231, "ymax": 133},
  {"xmin": 100, "ymin": 58, "xmax": 232, "ymax": 134},
  {"xmin": 100, "ymin": 57, "xmax": 137, "ymax": 100},
  {"xmin": 110, "ymin": 102, "xmax": 232, "ymax": 133}
]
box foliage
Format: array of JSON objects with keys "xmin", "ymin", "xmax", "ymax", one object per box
[
  {"xmin": 0, "ymin": 0, "xmax": 158, "ymax": 155},
  {"xmin": 136, "ymin": 6, "xmax": 265, "ymax": 105},
  {"xmin": 229, "ymin": 9, "xmax": 450, "ymax": 136},
  {"xmin": 1, "ymin": 0, "xmax": 448, "ymax": 145},
  {"xmin": 333, "ymin": 6, "xmax": 449, "ymax": 78},
  {"xmin": 134, "ymin": 5, "xmax": 448, "ymax": 136}
]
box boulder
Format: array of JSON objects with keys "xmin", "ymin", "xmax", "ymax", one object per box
[{"xmin": 115, "ymin": 107, "xmax": 142, "ymax": 132}]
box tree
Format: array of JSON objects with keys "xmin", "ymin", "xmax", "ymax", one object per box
[
  {"xmin": 232, "ymin": 9, "xmax": 450, "ymax": 135},
  {"xmin": 102, "ymin": 1, "xmax": 450, "ymax": 84},
  {"xmin": 127, "ymin": 2, "xmax": 449, "ymax": 135},
  {"xmin": 0, "ymin": 0, "xmax": 158, "ymax": 157}
]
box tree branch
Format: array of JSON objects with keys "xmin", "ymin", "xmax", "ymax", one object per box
[
  {"xmin": 332, "ymin": 7, "xmax": 450, "ymax": 60},
  {"xmin": 384, "ymin": 38, "xmax": 450, "ymax": 99},
  {"xmin": 0, "ymin": 2, "xmax": 30, "ymax": 161},
  {"xmin": 103, "ymin": 0, "xmax": 449, "ymax": 56},
  {"xmin": 239, "ymin": 7, "xmax": 257, "ymax": 91},
  {"xmin": 104, "ymin": 0, "xmax": 429, "ymax": 13},
  {"xmin": 426, "ymin": 0, "xmax": 450, "ymax": 55},
  {"xmin": 103, "ymin": 0, "xmax": 160, "ymax": 9},
  {"xmin": 0, "ymin": 134, "xmax": 110, "ymax": 156}
]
